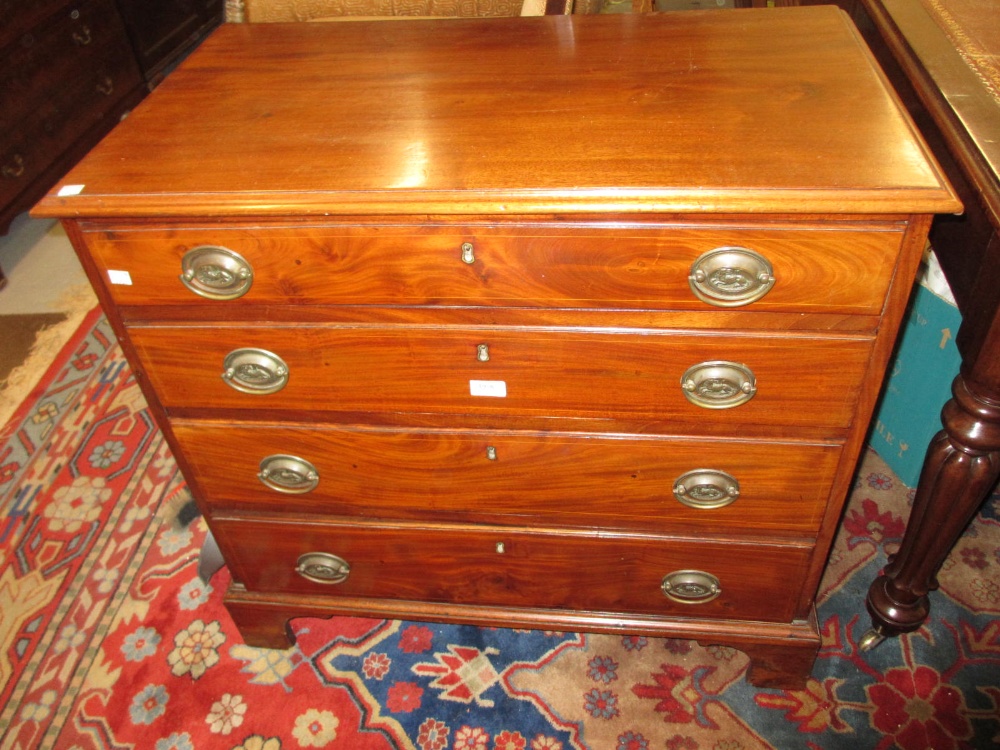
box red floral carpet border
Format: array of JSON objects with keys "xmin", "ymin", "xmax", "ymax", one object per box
[{"xmin": 1, "ymin": 310, "xmax": 998, "ymax": 749}]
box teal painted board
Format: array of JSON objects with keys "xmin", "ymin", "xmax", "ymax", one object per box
[{"xmin": 869, "ymin": 282, "xmax": 962, "ymax": 487}]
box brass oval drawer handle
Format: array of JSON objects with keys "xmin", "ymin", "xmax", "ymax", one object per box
[
  {"xmin": 221, "ymin": 348, "xmax": 289, "ymax": 394},
  {"xmin": 661, "ymin": 570, "xmax": 721, "ymax": 605},
  {"xmin": 258, "ymin": 454, "xmax": 319, "ymax": 494},
  {"xmin": 673, "ymin": 469, "xmax": 740, "ymax": 509},
  {"xmin": 95, "ymin": 76, "xmax": 114, "ymax": 96},
  {"xmin": 689, "ymin": 246, "xmax": 775, "ymax": 307},
  {"xmin": 295, "ymin": 552, "xmax": 350, "ymax": 584},
  {"xmin": 72, "ymin": 25, "xmax": 92, "ymax": 46},
  {"xmin": 681, "ymin": 361, "xmax": 756, "ymax": 409},
  {"xmin": 2, "ymin": 154, "xmax": 25, "ymax": 179},
  {"xmin": 180, "ymin": 245, "xmax": 254, "ymax": 300}
]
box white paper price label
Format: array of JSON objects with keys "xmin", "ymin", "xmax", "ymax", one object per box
[{"xmin": 469, "ymin": 380, "xmax": 507, "ymax": 398}]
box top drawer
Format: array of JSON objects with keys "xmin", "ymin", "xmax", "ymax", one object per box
[{"xmin": 84, "ymin": 223, "xmax": 904, "ymax": 313}]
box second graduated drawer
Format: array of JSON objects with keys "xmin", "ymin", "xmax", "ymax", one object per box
[
  {"xmin": 211, "ymin": 515, "xmax": 813, "ymax": 623},
  {"xmin": 85, "ymin": 223, "xmax": 904, "ymax": 314},
  {"xmin": 130, "ymin": 324, "xmax": 874, "ymax": 431},
  {"xmin": 172, "ymin": 421, "xmax": 843, "ymax": 535}
]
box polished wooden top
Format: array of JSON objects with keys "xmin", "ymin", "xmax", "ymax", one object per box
[{"xmin": 35, "ymin": 7, "xmax": 960, "ymax": 218}]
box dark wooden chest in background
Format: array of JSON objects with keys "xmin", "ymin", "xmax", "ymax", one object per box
[{"xmin": 1, "ymin": 0, "xmax": 222, "ymax": 244}]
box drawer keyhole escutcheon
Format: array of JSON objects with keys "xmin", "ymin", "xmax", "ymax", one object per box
[
  {"xmin": 477, "ymin": 343, "xmax": 490, "ymax": 362},
  {"xmin": 295, "ymin": 552, "xmax": 351, "ymax": 584},
  {"xmin": 689, "ymin": 246, "xmax": 775, "ymax": 307},
  {"xmin": 258, "ymin": 454, "xmax": 320, "ymax": 494},
  {"xmin": 486, "ymin": 446, "xmax": 497, "ymax": 461},
  {"xmin": 222, "ymin": 348, "xmax": 289, "ymax": 394},
  {"xmin": 661, "ymin": 570, "xmax": 721, "ymax": 604},
  {"xmin": 461, "ymin": 242, "xmax": 476, "ymax": 264},
  {"xmin": 673, "ymin": 469, "xmax": 740, "ymax": 509},
  {"xmin": 180, "ymin": 245, "xmax": 254, "ymax": 300},
  {"xmin": 681, "ymin": 361, "xmax": 756, "ymax": 409}
]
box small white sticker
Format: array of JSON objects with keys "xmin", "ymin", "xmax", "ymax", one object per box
[
  {"xmin": 108, "ymin": 270, "xmax": 133, "ymax": 285},
  {"xmin": 57, "ymin": 184, "xmax": 85, "ymax": 196},
  {"xmin": 469, "ymin": 380, "xmax": 507, "ymax": 398}
]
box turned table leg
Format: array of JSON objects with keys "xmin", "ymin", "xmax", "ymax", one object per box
[{"xmin": 864, "ymin": 373, "xmax": 1000, "ymax": 647}]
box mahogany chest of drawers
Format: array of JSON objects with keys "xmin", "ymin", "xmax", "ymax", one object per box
[{"xmin": 34, "ymin": 7, "xmax": 960, "ymax": 687}]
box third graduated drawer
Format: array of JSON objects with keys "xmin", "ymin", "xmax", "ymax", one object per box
[
  {"xmin": 84, "ymin": 222, "xmax": 904, "ymax": 314},
  {"xmin": 210, "ymin": 514, "xmax": 813, "ymax": 624},
  {"xmin": 130, "ymin": 324, "xmax": 875, "ymax": 432},
  {"xmin": 172, "ymin": 421, "xmax": 843, "ymax": 536}
]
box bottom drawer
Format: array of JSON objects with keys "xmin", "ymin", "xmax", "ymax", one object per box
[{"xmin": 212, "ymin": 517, "xmax": 813, "ymax": 624}]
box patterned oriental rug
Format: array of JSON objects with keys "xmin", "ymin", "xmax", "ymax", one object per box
[{"xmin": 1, "ymin": 308, "xmax": 999, "ymax": 750}]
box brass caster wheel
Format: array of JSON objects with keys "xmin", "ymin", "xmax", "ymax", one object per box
[{"xmin": 859, "ymin": 628, "xmax": 887, "ymax": 652}]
